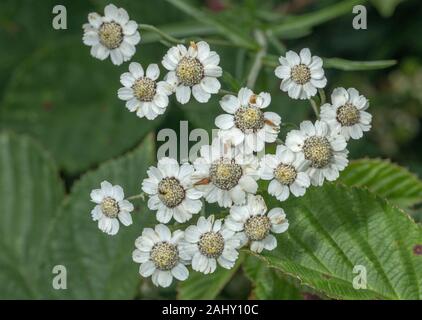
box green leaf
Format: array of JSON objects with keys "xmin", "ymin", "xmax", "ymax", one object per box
[
  {"xmin": 323, "ymin": 58, "xmax": 397, "ymax": 71},
  {"xmin": 165, "ymin": 0, "xmax": 257, "ymax": 50},
  {"xmin": 0, "ymin": 39, "xmax": 161, "ymax": 173},
  {"xmin": 371, "ymin": 0, "xmax": 406, "ymax": 17},
  {"xmin": 269, "ymin": 0, "xmax": 366, "ymax": 36},
  {"xmin": 0, "ymin": 132, "xmax": 64, "ymax": 299},
  {"xmin": 259, "ymin": 184, "xmax": 422, "ymax": 300},
  {"xmin": 178, "ymin": 253, "xmax": 244, "ymax": 299},
  {"xmin": 43, "ymin": 134, "xmax": 156, "ymax": 299},
  {"xmin": 340, "ymin": 159, "xmax": 422, "ymax": 208},
  {"xmin": 243, "ymin": 255, "xmax": 302, "ymax": 300},
  {"xmin": 263, "ymin": 55, "xmax": 396, "ymax": 71}
]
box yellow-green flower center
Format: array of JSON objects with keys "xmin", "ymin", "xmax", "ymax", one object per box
[
  {"xmin": 198, "ymin": 232, "xmax": 225, "ymax": 258},
  {"xmin": 176, "ymin": 57, "xmax": 204, "ymax": 87},
  {"xmin": 158, "ymin": 177, "xmax": 185, "ymax": 208},
  {"xmin": 234, "ymin": 107, "xmax": 265, "ymax": 132},
  {"xmin": 303, "ymin": 136, "xmax": 333, "ymax": 169},
  {"xmin": 274, "ymin": 164, "xmax": 297, "ymax": 185},
  {"xmin": 132, "ymin": 77, "xmax": 156, "ymax": 102},
  {"xmin": 99, "ymin": 22, "xmax": 123, "ymax": 49},
  {"xmin": 291, "ymin": 64, "xmax": 311, "ymax": 85},
  {"xmin": 209, "ymin": 159, "xmax": 243, "ymax": 191},
  {"xmin": 336, "ymin": 103, "xmax": 360, "ymax": 126},
  {"xmin": 150, "ymin": 242, "xmax": 179, "ymax": 270},
  {"xmin": 100, "ymin": 197, "xmax": 119, "ymax": 218},
  {"xmin": 244, "ymin": 215, "xmax": 271, "ymax": 241}
]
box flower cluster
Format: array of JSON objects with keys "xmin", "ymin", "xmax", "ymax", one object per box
[{"xmin": 85, "ymin": 4, "xmax": 372, "ymax": 288}]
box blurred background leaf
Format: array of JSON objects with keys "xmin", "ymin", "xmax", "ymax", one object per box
[
  {"xmin": 0, "ymin": 132, "xmax": 64, "ymax": 299},
  {"xmin": 45, "ymin": 134, "xmax": 156, "ymax": 299}
]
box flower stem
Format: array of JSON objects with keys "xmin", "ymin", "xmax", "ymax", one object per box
[
  {"xmin": 246, "ymin": 29, "xmax": 267, "ymax": 89},
  {"xmin": 139, "ymin": 24, "xmax": 185, "ymax": 45},
  {"xmin": 126, "ymin": 193, "xmax": 146, "ymax": 201},
  {"xmin": 309, "ymin": 98, "xmax": 320, "ymax": 118},
  {"xmin": 318, "ymin": 89, "xmax": 326, "ymax": 105},
  {"xmin": 218, "ymin": 89, "xmax": 237, "ymax": 96}
]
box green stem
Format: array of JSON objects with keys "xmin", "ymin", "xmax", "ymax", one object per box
[
  {"xmin": 139, "ymin": 24, "xmax": 185, "ymax": 45},
  {"xmin": 218, "ymin": 89, "xmax": 237, "ymax": 96},
  {"xmin": 266, "ymin": 30, "xmax": 286, "ymax": 54},
  {"xmin": 126, "ymin": 193, "xmax": 146, "ymax": 201},
  {"xmin": 276, "ymin": 138, "xmax": 284, "ymax": 145},
  {"xmin": 246, "ymin": 30, "xmax": 267, "ymax": 89},
  {"xmin": 309, "ymin": 98, "xmax": 319, "ymax": 118},
  {"xmin": 319, "ymin": 89, "xmax": 326, "ymax": 105}
]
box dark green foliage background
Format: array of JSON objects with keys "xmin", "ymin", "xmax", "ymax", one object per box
[{"xmin": 1, "ymin": 0, "xmax": 422, "ymax": 300}]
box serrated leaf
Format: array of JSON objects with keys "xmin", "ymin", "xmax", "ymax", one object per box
[
  {"xmin": 243, "ymin": 255, "xmax": 302, "ymax": 300},
  {"xmin": 0, "ymin": 132, "xmax": 64, "ymax": 299},
  {"xmin": 178, "ymin": 253, "xmax": 244, "ymax": 300},
  {"xmin": 340, "ymin": 159, "xmax": 422, "ymax": 208},
  {"xmin": 44, "ymin": 135, "xmax": 156, "ymax": 299},
  {"xmin": 259, "ymin": 184, "xmax": 422, "ymax": 300},
  {"xmin": 0, "ymin": 39, "xmax": 161, "ymax": 173}
]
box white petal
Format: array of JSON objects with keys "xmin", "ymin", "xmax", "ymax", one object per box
[
  {"xmin": 215, "ymin": 114, "xmax": 234, "ymax": 130},
  {"xmin": 123, "ymin": 20, "xmax": 138, "ymax": 35},
  {"xmin": 263, "ymin": 234, "xmax": 277, "ymax": 251},
  {"xmin": 286, "ymin": 51, "xmax": 300, "ymax": 66},
  {"xmin": 146, "ymin": 64, "xmax": 160, "ymax": 80},
  {"xmin": 88, "ymin": 12, "xmax": 102, "ymax": 29},
  {"xmin": 110, "ymin": 49, "xmax": 124, "ymax": 66},
  {"xmin": 132, "ymin": 249, "xmax": 150, "ymax": 263},
  {"xmin": 201, "ymin": 77, "xmax": 221, "ymax": 94},
  {"xmin": 117, "ymin": 87, "xmax": 133, "ymax": 101},
  {"xmin": 184, "ymin": 226, "xmax": 201, "ymax": 243},
  {"xmin": 238, "ymin": 87, "xmax": 254, "ymax": 106},
  {"xmin": 155, "ymin": 224, "xmax": 172, "ymax": 241},
  {"xmin": 157, "ymin": 270, "xmax": 173, "ymax": 287},
  {"xmin": 220, "ymin": 95, "xmax": 240, "ymax": 114},
  {"xmin": 129, "ymin": 62, "xmax": 144, "ymax": 78},
  {"xmin": 118, "ymin": 211, "xmax": 132, "ymax": 226},
  {"xmin": 139, "ymin": 261, "xmax": 156, "ymax": 277},
  {"xmin": 171, "ymin": 263, "xmax": 189, "ymax": 281},
  {"xmin": 192, "ymin": 84, "xmax": 211, "ymax": 103},
  {"xmin": 176, "ymin": 86, "xmax": 191, "ymax": 104},
  {"xmin": 239, "ymin": 175, "xmax": 258, "ymax": 193},
  {"xmin": 300, "ymin": 48, "xmax": 312, "ymax": 65},
  {"xmin": 196, "ymin": 41, "xmax": 210, "ymax": 61},
  {"xmin": 275, "ymin": 65, "xmax": 291, "ymax": 79}
]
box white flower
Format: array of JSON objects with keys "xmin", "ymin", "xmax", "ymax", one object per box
[
  {"xmin": 215, "ymin": 87, "xmax": 281, "ymax": 154},
  {"xmin": 191, "ymin": 138, "xmax": 259, "ymax": 208},
  {"xmin": 179, "ymin": 215, "xmax": 241, "ymax": 274},
  {"xmin": 90, "ymin": 181, "xmax": 134, "ymax": 235},
  {"xmin": 82, "ymin": 4, "xmax": 141, "ymax": 65},
  {"xmin": 117, "ymin": 62, "xmax": 172, "ymax": 120},
  {"xmin": 162, "ymin": 41, "xmax": 222, "ymax": 104},
  {"xmin": 320, "ymin": 87, "xmax": 372, "ymax": 140},
  {"xmin": 142, "ymin": 157, "xmax": 203, "ymax": 224},
  {"xmin": 225, "ymin": 195, "xmax": 289, "ymax": 253},
  {"xmin": 275, "ymin": 48, "xmax": 327, "ymax": 100},
  {"xmin": 286, "ymin": 120, "xmax": 348, "ymax": 186},
  {"xmin": 132, "ymin": 224, "xmax": 189, "ymax": 288},
  {"xmin": 259, "ymin": 145, "xmax": 310, "ymax": 201}
]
